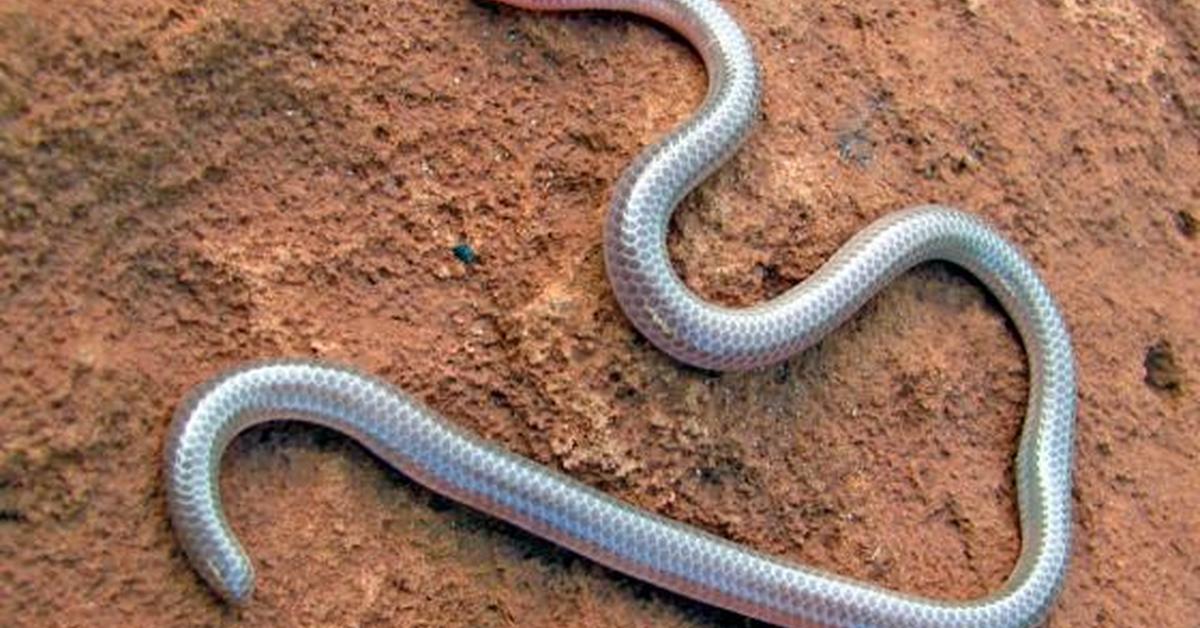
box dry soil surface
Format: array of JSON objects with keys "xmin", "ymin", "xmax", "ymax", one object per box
[{"xmin": 1, "ymin": 0, "xmax": 1198, "ymax": 626}]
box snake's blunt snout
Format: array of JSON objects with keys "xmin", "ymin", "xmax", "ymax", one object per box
[
  {"xmin": 172, "ymin": 518, "xmax": 256, "ymax": 604},
  {"xmin": 213, "ymin": 558, "xmax": 254, "ymax": 605}
]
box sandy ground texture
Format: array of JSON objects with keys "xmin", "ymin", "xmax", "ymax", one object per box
[{"xmin": 2, "ymin": 0, "xmax": 1198, "ymax": 626}]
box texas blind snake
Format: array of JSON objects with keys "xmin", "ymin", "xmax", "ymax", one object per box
[{"xmin": 164, "ymin": 1, "xmax": 1077, "ymax": 625}]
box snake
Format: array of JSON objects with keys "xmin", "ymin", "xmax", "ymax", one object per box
[{"xmin": 163, "ymin": 0, "xmax": 1078, "ymax": 625}]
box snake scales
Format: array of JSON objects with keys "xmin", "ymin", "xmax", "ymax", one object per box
[{"xmin": 164, "ymin": 1, "xmax": 1077, "ymax": 625}]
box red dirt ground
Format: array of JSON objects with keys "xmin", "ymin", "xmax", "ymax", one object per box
[{"xmin": 1, "ymin": 0, "xmax": 1197, "ymax": 626}]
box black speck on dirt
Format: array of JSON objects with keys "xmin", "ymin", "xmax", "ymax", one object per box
[
  {"xmin": 453, "ymin": 243, "xmax": 479, "ymax": 265},
  {"xmin": 1144, "ymin": 341, "xmax": 1185, "ymax": 394},
  {"xmin": 773, "ymin": 360, "xmax": 791, "ymax": 384}
]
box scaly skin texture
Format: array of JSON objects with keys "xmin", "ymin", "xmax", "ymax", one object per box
[{"xmin": 164, "ymin": 1, "xmax": 1077, "ymax": 626}]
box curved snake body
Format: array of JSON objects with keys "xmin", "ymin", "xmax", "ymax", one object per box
[{"xmin": 165, "ymin": 1, "xmax": 1077, "ymax": 625}]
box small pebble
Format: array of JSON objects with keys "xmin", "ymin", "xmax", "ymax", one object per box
[
  {"xmin": 1175, "ymin": 210, "xmax": 1196, "ymax": 239},
  {"xmin": 1144, "ymin": 340, "xmax": 1184, "ymax": 394}
]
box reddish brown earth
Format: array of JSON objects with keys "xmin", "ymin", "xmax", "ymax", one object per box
[{"xmin": 2, "ymin": 0, "xmax": 1198, "ymax": 626}]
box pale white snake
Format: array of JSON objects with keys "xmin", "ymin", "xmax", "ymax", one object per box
[{"xmin": 164, "ymin": 1, "xmax": 1078, "ymax": 625}]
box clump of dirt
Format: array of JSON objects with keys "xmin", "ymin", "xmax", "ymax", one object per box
[
  {"xmin": 1145, "ymin": 340, "xmax": 1186, "ymax": 395},
  {"xmin": 1, "ymin": 0, "xmax": 1197, "ymax": 626}
]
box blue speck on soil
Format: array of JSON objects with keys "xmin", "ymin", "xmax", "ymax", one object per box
[{"xmin": 453, "ymin": 244, "xmax": 478, "ymax": 264}]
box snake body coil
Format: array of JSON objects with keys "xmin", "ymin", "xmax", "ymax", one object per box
[{"xmin": 165, "ymin": 1, "xmax": 1077, "ymax": 625}]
